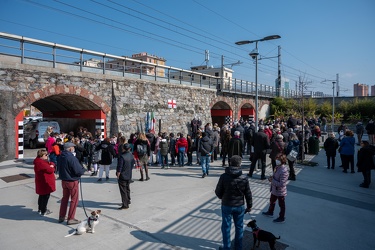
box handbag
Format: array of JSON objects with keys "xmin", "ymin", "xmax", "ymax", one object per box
[{"xmin": 287, "ymin": 149, "xmax": 298, "ymax": 161}]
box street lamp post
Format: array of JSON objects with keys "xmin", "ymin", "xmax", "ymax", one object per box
[
  {"xmin": 235, "ymin": 35, "xmax": 281, "ymax": 131},
  {"xmin": 332, "ymin": 81, "xmax": 336, "ymax": 132},
  {"xmin": 322, "ymin": 78, "xmax": 338, "ymax": 132}
]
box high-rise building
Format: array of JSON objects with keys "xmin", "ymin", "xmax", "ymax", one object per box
[
  {"xmin": 353, "ymin": 83, "xmax": 368, "ymax": 96},
  {"xmin": 371, "ymin": 85, "xmax": 375, "ymax": 96}
]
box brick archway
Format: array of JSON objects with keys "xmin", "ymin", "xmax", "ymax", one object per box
[
  {"xmin": 16, "ymin": 85, "xmax": 110, "ymax": 115},
  {"xmin": 238, "ymin": 99, "xmax": 255, "ymax": 109},
  {"xmin": 209, "ymin": 96, "xmax": 234, "ymax": 110}
]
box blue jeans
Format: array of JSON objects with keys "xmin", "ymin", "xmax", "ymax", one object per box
[
  {"xmin": 178, "ymin": 150, "xmax": 185, "ymax": 166},
  {"xmin": 200, "ymin": 155, "xmax": 210, "ymax": 174},
  {"xmin": 156, "ymin": 150, "xmax": 162, "ymax": 165},
  {"xmin": 221, "ymin": 205, "xmax": 245, "ymax": 250},
  {"xmin": 161, "ymin": 155, "xmax": 168, "ymax": 167}
]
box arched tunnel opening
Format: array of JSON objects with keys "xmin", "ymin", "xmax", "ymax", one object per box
[
  {"xmin": 240, "ymin": 103, "xmax": 255, "ymax": 122},
  {"xmin": 23, "ymin": 94, "xmax": 105, "ymax": 148},
  {"xmin": 211, "ymin": 101, "xmax": 232, "ymax": 127}
]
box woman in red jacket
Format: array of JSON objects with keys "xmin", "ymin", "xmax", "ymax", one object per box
[{"xmin": 34, "ymin": 149, "xmax": 56, "ymax": 216}]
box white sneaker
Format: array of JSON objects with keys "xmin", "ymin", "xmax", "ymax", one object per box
[{"xmin": 41, "ymin": 209, "xmax": 52, "ymax": 216}]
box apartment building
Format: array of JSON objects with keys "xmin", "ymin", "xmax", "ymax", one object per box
[
  {"xmin": 353, "ymin": 83, "xmax": 369, "ymax": 96},
  {"xmin": 106, "ymin": 52, "xmax": 167, "ymax": 77}
]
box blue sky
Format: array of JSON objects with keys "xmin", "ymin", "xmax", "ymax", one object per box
[{"xmin": 1, "ymin": 0, "xmax": 374, "ymax": 96}]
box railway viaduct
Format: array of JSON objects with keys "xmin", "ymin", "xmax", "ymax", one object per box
[{"xmin": 0, "ymin": 55, "xmax": 272, "ymax": 161}]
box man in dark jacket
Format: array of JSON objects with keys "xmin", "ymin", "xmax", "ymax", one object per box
[
  {"xmin": 323, "ymin": 132, "xmax": 339, "ymax": 169},
  {"xmin": 357, "ymin": 140, "xmax": 375, "ymax": 188},
  {"xmin": 168, "ymin": 133, "xmax": 177, "ymax": 166},
  {"xmin": 199, "ymin": 132, "xmax": 214, "ymax": 178},
  {"xmin": 365, "ymin": 119, "xmax": 375, "ymax": 145},
  {"xmin": 287, "ymin": 114, "xmax": 297, "ymax": 129},
  {"xmin": 215, "ymin": 155, "xmax": 252, "ymax": 250},
  {"xmin": 116, "ymin": 143, "xmax": 135, "ymax": 209},
  {"xmin": 58, "ymin": 142, "xmax": 86, "ymax": 225},
  {"xmin": 248, "ymin": 125, "xmax": 270, "ymax": 179}
]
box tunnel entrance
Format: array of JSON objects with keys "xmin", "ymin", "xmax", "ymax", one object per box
[
  {"xmin": 32, "ymin": 94, "xmax": 105, "ymax": 136},
  {"xmin": 17, "ymin": 93, "xmax": 107, "ymax": 158},
  {"xmin": 240, "ymin": 103, "xmax": 255, "ymax": 122},
  {"xmin": 211, "ymin": 101, "xmax": 232, "ymax": 128}
]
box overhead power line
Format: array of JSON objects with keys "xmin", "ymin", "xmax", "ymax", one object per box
[{"xmin": 16, "ymin": 0, "xmax": 341, "ymax": 92}]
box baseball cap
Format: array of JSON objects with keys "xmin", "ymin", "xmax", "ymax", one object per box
[{"xmin": 64, "ymin": 142, "xmax": 75, "ymax": 149}]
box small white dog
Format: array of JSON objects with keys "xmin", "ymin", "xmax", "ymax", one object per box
[{"xmin": 65, "ymin": 210, "xmax": 101, "ymax": 237}]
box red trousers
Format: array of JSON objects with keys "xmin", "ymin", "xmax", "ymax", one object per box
[{"xmin": 59, "ymin": 180, "xmax": 79, "ymax": 220}]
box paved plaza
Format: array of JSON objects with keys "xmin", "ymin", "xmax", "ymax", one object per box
[{"xmin": 0, "ymin": 143, "xmax": 374, "ymax": 250}]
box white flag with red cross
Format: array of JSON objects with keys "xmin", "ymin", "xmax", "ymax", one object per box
[{"xmin": 168, "ymin": 99, "xmax": 176, "ymax": 108}]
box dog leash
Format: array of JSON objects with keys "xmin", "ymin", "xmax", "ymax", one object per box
[{"xmin": 79, "ymin": 177, "xmax": 89, "ymax": 218}]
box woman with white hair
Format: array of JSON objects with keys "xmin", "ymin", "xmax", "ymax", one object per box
[{"xmin": 323, "ymin": 132, "xmax": 339, "ymax": 169}]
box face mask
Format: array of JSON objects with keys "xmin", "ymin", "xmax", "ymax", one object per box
[{"xmin": 275, "ymin": 160, "xmax": 281, "ymax": 166}]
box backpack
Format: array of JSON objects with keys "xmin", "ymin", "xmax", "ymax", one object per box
[
  {"xmin": 93, "ymin": 149, "xmax": 102, "ymax": 162},
  {"xmin": 137, "ymin": 143, "xmax": 147, "ymax": 157}
]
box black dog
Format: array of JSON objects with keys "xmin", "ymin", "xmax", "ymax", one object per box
[{"xmin": 247, "ymin": 219, "xmax": 280, "ymax": 250}]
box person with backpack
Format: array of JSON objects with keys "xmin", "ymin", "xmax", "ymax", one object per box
[
  {"xmin": 134, "ymin": 133, "xmax": 151, "ymax": 181},
  {"xmin": 96, "ymin": 137, "xmax": 116, "ymax": 181},
  {"xmin": 199, "ymin": 132, "xmax": 214, "ymax": 178},
  {"xmin": 159, "ymin": 134, "xmax": 169, "ymax": 168},
  {"xmin": 215, "ymin": 155, "xmax": 252, "ymax": 250}
]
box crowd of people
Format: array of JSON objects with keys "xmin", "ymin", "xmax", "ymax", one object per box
[
  {"xmin": 323, "ymin": 120, "xmax": 375, "ymax": 189},
  {"xmin": 32, "ymin": 115, "xmax": 374, "ymax": 241},
  {"xmin": 37, "ymin": 116, "xmax": 375, "ymax": 187}
]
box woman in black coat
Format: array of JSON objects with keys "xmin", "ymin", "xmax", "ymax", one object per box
[
  {"xmin": 73, "ymin": 137, "xmax": 86, "ymax": 167},
  {"xmin": 323, "ymin": 132, "xmax": 339, "ymax": 169},
  {"xmin": 220, "ymin": 130, "xmax": 231, "ymax": 167},
  {"xmin": 357, "ymin": 140, "xmax": 375, "ymax": 188}
]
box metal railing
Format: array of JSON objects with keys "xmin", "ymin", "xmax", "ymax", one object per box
[{"xmin": 0, "ymin": 32, "xmax": 330, "ymax": 98}]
